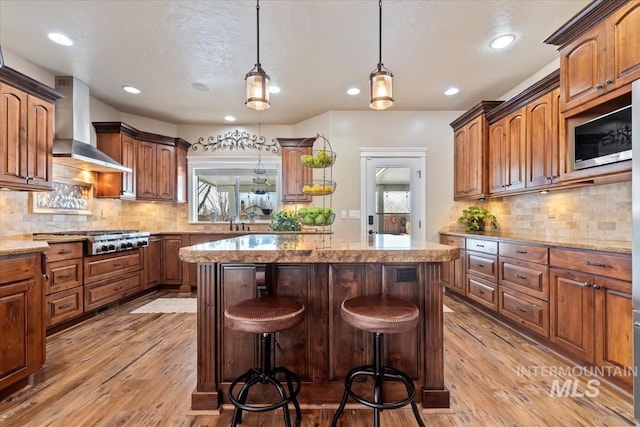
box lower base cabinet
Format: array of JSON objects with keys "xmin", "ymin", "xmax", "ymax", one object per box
[
  {"xmin": 46, "ymin": 287, "xmax": 84, "ymax": 327},
  {"xmin": 0, "ymin": 252, "xmax": 45, "ymax": 392},
  {"xmin": 85, "ymin": 272, "xmax": 143, "ymax": 311},
  {"xmin": 498, "ymin": 286, "xmax": 549, "ymax": 338}
]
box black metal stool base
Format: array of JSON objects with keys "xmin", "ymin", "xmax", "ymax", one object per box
[
  {"xmin": 331, "ymin": 333, "xmax": 425, "ymax": 427},
  {"xmin": 228, "ymin": 333, "xmax": 302, "ymax": 427}
]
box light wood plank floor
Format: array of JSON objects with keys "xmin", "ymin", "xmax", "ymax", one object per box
[{"xmin": 0, "ymin": 291, "xmax": 634, "ymax": 427}]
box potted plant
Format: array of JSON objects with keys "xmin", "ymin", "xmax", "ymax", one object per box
[
  {"xmin": 457, "ymin": 206, "xmax": 497, "ymax": 232},
  {"xmin": 269, "ymin": 210, "xmax": 302, "ymax": 231}
]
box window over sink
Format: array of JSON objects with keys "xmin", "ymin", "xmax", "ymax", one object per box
[{"xmin": 188, "ymin": 157, "xmax": 281, "ymax": 224}]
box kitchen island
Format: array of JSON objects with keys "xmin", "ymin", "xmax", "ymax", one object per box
[{"xmin": 179, "ymin": 234, "xmax": 459, "ymax": 411}]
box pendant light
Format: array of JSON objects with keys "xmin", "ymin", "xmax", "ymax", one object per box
[
  {"xmin": 369, "ymin": 0, "xmax": 393, "ymax": 110},
  {"xmin": 245, "ymin": 0, "xmax": 270, "ymax": 110}
]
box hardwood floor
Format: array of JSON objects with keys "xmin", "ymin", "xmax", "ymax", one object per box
[{"xmin": 0, "ymin": 290, "xmax": 634, "ymax": 427}]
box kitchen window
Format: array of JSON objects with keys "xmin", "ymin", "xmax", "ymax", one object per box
[{"xmin": 188, "ymin": 157, "xmax": 281, "ymax": 223}]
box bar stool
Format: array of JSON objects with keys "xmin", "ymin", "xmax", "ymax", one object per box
[
  {"xmin": 225, "ymin": 297, "xmax": 305, "ymax": 427},
  {"xmin": 331, "ymin": 295, "xmax": 425, "ymax": 427}
]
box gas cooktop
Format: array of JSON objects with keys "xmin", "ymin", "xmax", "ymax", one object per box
[{"xmin": 34, "ymin": 230, "xmax": 150, "ymax": 255}]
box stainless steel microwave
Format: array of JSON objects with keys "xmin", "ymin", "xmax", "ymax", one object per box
[{"xmin": 574, "ymin": 105, "xmax": 632, "ymax": 170}]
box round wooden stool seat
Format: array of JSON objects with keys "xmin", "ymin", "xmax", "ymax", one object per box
[
  {"xmin": 225, "ymin": 297, "xmax": 305, "ymax": 334},
  {"xmin": 341, "ymin": 295, "xmax": 419, "ymax": 334}
]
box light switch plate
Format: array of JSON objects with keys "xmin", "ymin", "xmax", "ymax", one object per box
[
  {"xmin": 341, "ymin": 210, "xmax": 347, "ymax": 219},
  {"xmin": 349, "ymin": 210, "xmax": 361, "ymax": 219}
]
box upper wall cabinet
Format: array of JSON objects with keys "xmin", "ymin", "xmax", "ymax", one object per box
[
  {"xmin": 545, "ymin": 0, "xmax": 640, "ymax": 115},
  {"xmin": 0, "ymin": 67, "xmax": 62, "ymax": 191},
  {"xmin": 93, "ymin": 122, "xmax": 189, "ymax": 202},
  {"xmin": 488, "ymin": 107, "xmax": 526, "ymax": 195},
  {"xmin": 277, "ymin": 137, "xmax": 315, "ymax": 203},
  {"xmin": 450, "ymin": 102, "xmax": 502, "ymax": 201}
]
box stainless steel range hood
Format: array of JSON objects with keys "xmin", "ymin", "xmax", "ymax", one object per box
[{"xmin": 53, "ymin": 76, "xmax": 131, "ymax": 173}]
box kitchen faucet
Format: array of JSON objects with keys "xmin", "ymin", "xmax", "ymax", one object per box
[{"xmin": 229, "ymin": 217, "xmax": 234, "ymax": 231}]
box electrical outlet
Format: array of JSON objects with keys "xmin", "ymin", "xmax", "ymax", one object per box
[
  {"xmin": 100, "ymin": 209, "xmax": 106, "ymax": 219},
  {"xmin": 349, "ymin": 210, "xmax": 361, "ymax": 219},
  {"xmin": 547, "ymin": 206, "xmax": 556, "ymax": 219}
]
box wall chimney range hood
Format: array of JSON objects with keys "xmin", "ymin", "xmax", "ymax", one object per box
[{"xmin": 53, "ymin": 76, "xmax": 131, "ymax": 173}]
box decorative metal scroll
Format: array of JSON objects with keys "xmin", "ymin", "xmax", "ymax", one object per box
[{"xmin": 191, "ymin": 129, "xmax": 279, "ymax": 154}]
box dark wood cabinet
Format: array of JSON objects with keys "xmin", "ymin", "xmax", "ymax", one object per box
[
  {"xmin": 162, "ymin": 235, "xmax": 184, "ymax": 285},
  {"xmin": 44, "ymin": 242, "xmax": 84, "ymax": 328},
  {"xmin": 0, "ymin": 67, "xmax": 59, "ymax": 191},
  {"xmin": 450, "ymin": 102, "xmax": 502, "ymax": 200},
  {"xmin": 0, "ymin": 252, "xmax": 45, "ymax": 392},
  {"xmin": 143, "ymin": 236, "xmax": 162, "ymax": 289},
  {"xmin": 93, "ymin": 122, "xmax": 189, "ymax": 201},
  {"xmin": 526, "ymin": 89, "xmax": 560, "ymax": 188},
  {"xmin": 439, "ymin": 234, "xmax": 465, "ymax": 295},
  {"xmin": 277, "ymin": 137, "xmax": 315, "ymax": 202},
  {"xmin": 547, "ymin": 0, "xmax": 640, "ymax": 114},
  {"xmin": 488, "ymin": 108, "xmax": 526, "ymax": 194}
]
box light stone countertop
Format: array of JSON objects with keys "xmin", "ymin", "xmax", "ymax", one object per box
[
  {"xmin": 0, "ymin": 238, "xmax": 50, "ymax": 256},
  {"xmin": 179, "ymin": 234, "xmax": 459, "ymax": 264},
  {"xmin": 439, "ymin": 229, "xmax": 631, "ymax": 255}
]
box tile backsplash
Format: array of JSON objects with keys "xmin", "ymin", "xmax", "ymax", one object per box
[{"xmin": 447, "ymin": 181, "xmax": 632, "ymax": 242}]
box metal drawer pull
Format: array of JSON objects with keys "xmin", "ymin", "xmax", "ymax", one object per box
[
  {"xmin": 476, "ymin": 264, "xmax": 485, "ymax": 268},
  {"xmin": 58, "ymin": 250, "xmax": 73, "ymax": 255},
  {"xmin": 114, "ymin": 286, "xmax": 123, "ymax": 291},
  {"xmin": 584, "ymin": 260, "xmax": 606, "ymax": 268},
  {"xmin": 475, "ymin": 244, "xmax": 485, "ymax": 248},
  {"xmin": 593, "ymin": 284, "xmax": 601, "ymax": 289},
  {"xmin": 477, "ymin": 289, "xmax": 485, "ymax": 294},
  {"xmin": 57, "ymin": 274, "xmax": 72, "ymax": 279},
  {"xmin": 112, "ymin": 263, "xmax": 124, "ymax": 267},
  {"xmin": 58, "ymin": 303, "xmax": 73, "ymax": 309},
  {"xmin": 513, "ymin": 305, "xmax": 527, "ymax": 313},
  {"xmin": 515, "ymin": 250, "xmax": 527, "ymax": 254},
  {"xmin": 514, "ymin": 273, "xmax": 527, "ymax": 280}
]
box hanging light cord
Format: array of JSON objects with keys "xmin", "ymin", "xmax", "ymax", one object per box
[
  {"xmin": 256, "ymin": 0, "xmax": 261, "ymax": 67},
  {"xmin": 378, "ymin": 0, "xmax": 382, "ymax": 68}
]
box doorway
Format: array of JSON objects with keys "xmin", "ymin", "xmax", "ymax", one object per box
[{"xmin": 360, "ymin": 148, "xmax": 427, "ymax": 242}]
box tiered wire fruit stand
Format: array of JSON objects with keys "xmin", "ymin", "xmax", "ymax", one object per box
[{"xmin": 297, "ymin": 133, "xmax": 336, "ymax": 237}]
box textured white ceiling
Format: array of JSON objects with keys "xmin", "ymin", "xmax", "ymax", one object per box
[{"xmin": 0, "ymin": 0, "xmax": 590, "ymax": 125}]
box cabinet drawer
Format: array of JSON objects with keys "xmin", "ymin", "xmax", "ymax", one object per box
[
  {"xmin": 499, "ymin": 287, "xmax": 549, "ymax": 338},
  {"xmin": 46, "ymin": 287, "xmax": 84, "ymax": 327},
  {"xmin": 550, "ymin": 248, "xmax": 631, "ymax": 281},
  {"xmin": 84, "ymin": 271, "xmax": 142, "ymax": 311},
  {"xmin": 439, "ymin": 235, "xmax": 465, "ymax": 249},
  {"xmin": 46, "ymin": 258, "xmax": 83, "ymax": 294},
  {"xmin": 466, "ymin": 276, "xmax": 497, "ymax": 311},
  {"xmin": 499, "ymin": 258, "xmax": 549, "ymax": 301},
  {"xmin": 46, "ymin": 242, "xmax": 84, "ymax": 262},
  {"xmin": 84, "ymin": 250, "xmax": 143, "ymax": 284},
  {"xmin": 0, "ymin": 253, "xmax": 38, "ymax": 285},
  {"xmin": 466, "ymin": 238, "xmax": 497, "ymax": 254},
  {"xmin": 499, "ymin": 242, "xmax": 548, "ymax": 264},
  {"xmin": 467, "ymin": 252, "xmax": 498, "ymax": 281}
]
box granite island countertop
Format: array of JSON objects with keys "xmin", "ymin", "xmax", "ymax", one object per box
[
  {"xmin": 0, "ymin": 238, "xmax": 50, "ymax": 256},
  {"xmin": 439, "ymin": 228, "xmax": 631, "ymax": 254},
  {"xmin": 179, "ymin": 233, "xmax": 459, "ymax": 264}
]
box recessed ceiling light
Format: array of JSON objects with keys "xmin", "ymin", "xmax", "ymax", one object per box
[
  {"xmin": 190, "ymin": 82, "xmax": 210, "ymax": 92},
  {"xmin": 269, "ymin": 86, "xmax": 281, "ymax": 94},
  {"xmin": 490, "ymin": 34, "xmax": 516, "ymax": 49},
  {"xmin": 122, "ymin": 85, "xmax": 141, "ymax": 94},
  {"xmin": 224, "ymin": 115, "xmax": 236, "ymax": 122},
  {"xmin": 346, "ymin": 88, "xmax": 360, "ymax": 96},
  {"xmin": 444, "ymin": 87, "xmax": 459, "ymax": 96},
  {"xmin": 48, "ymin": 33, "xmax": 73, "ymax": 46}
]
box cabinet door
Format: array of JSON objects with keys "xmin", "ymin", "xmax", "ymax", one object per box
[
  {"xmin": 0, "ymin": 83, "xmax": 27, "ymax": 186},
  {"xmin": 143, "ymin": 237, "xmax": 161, "ymax": 289},
  {"xmin": 559, "ymin": 25, "xmax": 606, "ymax": 112},
  {"xmin": 526, "ymin": 90, "xmax": 559, "ymax": 189},
  {"xmin": 595, "ymin": 277, "xmax": 632, "ymax": 384},
  {"xmin": 504, "ymin": 109, "xmax": 526, "ymax": 192},
  {"xmin": 453, "ymin": 128, "xmax": 467, "ymax": 199},
  {"xmin": 137, "ymin": 140, "xmax": 157, "ymax": 199},
  {"xmin": 280, "ymin": 145, "xmax": 312, "ymax": 202},
  {"xmin": 549, "ymin": 268, "xmax": 595, "ymax": 362},
  {"xmin": 605, "ymin": 1, "xmax": 640, "ymax": 91},
  {"xmin": 25, "ymin": 95, "xmax": 53, "ymax": 189},
  {"xmin": 465, "ymin": 116, "xmax": 485, "ymax": 198},
  {"xmin": 488, "ymin": 120, "xmax": 506, "ymax": 194},
  {"xmin": 121, "ymin": 135, "xmax": 137, "ymax": 198},
  {"xmin": 156, "ymin": 145, "xmax": 175, "ymax": 200},
  {"xmin": 161, "ymin": 236, "xmax": 183, "ymax": 284}
]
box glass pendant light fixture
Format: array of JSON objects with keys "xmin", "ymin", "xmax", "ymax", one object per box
[
  {"xmin": 369, "ymin": 0, "xmax": 393, "ymax": 110},
  {"xmin": 245, "ymin": 0, "xmax": 270, "ymax": 110}
]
